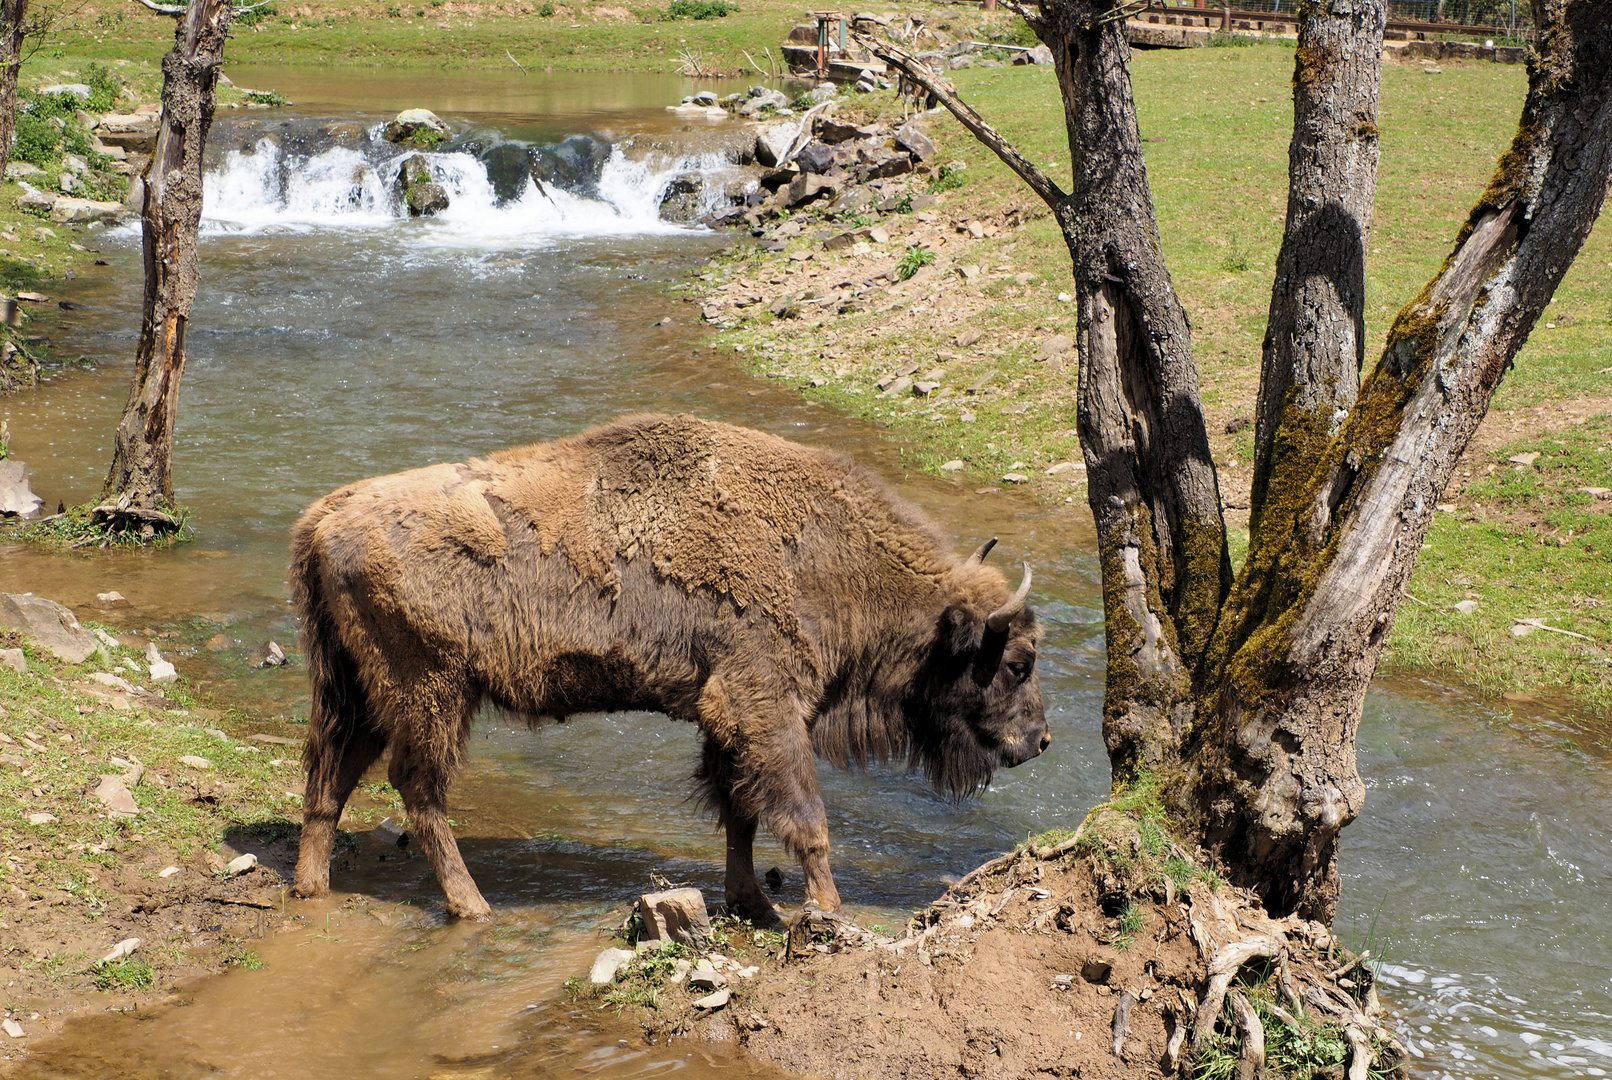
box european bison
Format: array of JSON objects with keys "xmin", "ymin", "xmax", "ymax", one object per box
[{"xmin": 290, "ymin": 414, "xmax": 1047, "ymax": 921}]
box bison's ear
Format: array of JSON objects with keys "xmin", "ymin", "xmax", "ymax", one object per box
[{"xmin": 939, "ymin": 604, "xmax": 984, "ymax": 657}]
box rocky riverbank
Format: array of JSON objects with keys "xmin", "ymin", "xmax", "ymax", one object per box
[{"xmin": 0, "ymin": 591, "xmax": 314, "ymax": 1066}]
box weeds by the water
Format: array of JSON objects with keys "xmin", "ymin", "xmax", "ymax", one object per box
[
  {"xmin": 7, "ymin": 501, "xmax": 193, "ymax": 550},
  {"xmin": 92, "ymin": 956, "xmax": 155, "ymax": 992},
  {"xmin": 599, "ymin": 941, "xmax": 694, "ymax": 1012},
  {"xmin": 1193, "ymin": 985, "xmax": 1397, "ymax": 1080}
]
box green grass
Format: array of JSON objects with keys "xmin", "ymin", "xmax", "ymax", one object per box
[{"xmin": 92, "ymin": 956, "xmax": 154, "ymax": 992}]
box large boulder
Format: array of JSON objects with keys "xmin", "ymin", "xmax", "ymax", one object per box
[
  {"xmin": 0, "ymin": 461, "xmax": 41, "ymax": 519},
  {"xmin": 0, "ymin": 593, "xmax": 99, "ymax": 664},
  {"xmin": 785, "ymin": 171, "xmax": 838, "ymax": 208},
  {"xmin": 480, "ymin": 142, "xmax": 533, "ymax": 205},
  {"xmin": 49, "ymin": 197, "xmax": 126, "ymax": 225},
  {"xmin": 795, "ymin": 141, "xmax": 837, "ymax": 175},
  {"xmin": 894, "ymin": 123, "xmax": 937, "ymax": 161},
  {"xmin": 94, "ymin": 113, "xmax": 158, "ymax": 154},
  {"xmin": 16, "ymin": 185, "xmax": 56, "ymax": 213},
  {"xmin": 382, "ymin": 108, "xmax": 448, "ymax": 148},
  {"xmin": 530, "ymin": 134, "xmax": 611, "ymax": 196},
  {"xmin": 406, "ymin": 183, "xmax": 449, "ymax": 217}
]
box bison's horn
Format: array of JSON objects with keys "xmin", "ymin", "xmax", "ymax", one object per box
[
  {"xmin": 965, "ymin": 537, "xmax": 999, "ymax": 567},
  {"xmin": 986, "ymin": 562, "xmax": 1033, "ymax": 633}
]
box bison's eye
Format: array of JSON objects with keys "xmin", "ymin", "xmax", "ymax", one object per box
[{"xmin": 1007, "ymin": 660, "xmax": 1033, "ymax": 684}]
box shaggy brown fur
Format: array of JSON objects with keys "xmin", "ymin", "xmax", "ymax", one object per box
[{"xmin": 290, "ymin": 414, "xmax": 1047, "ymax": 920}]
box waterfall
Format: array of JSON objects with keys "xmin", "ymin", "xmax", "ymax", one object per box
[{"xmin": 198, "ymin": 134, "xmax": 752, "ymax": 240}]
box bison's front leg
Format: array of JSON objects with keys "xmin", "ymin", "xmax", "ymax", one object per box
[{"xmin": 752, "ymin": 726, "xmax": 842, "ymax": 913}]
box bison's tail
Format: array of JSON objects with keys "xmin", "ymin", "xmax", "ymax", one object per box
[{"xmin": 291, "ymin": 505, "xmax": 377, "ymax": 794}]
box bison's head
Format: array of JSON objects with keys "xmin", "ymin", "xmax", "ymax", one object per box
[{"xmin": 906, "ymin": 539, "xmax": 1049, "ymax": 796}]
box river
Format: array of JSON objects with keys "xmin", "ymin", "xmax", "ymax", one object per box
[{"xmin": 0, "ymin": 66, "xmax": 1607, "ymax": 1080}]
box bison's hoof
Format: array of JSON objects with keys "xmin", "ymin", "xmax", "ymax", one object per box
[
  {"xmin": 291, "ymin": 881, "xmax": 329, "ymax": 899},
  {"xmin": 450, "ymin": 901, "xmax": 495, "ymax": 922},
  {"xmin": 726, "ymin": 897, "xmax": 783, "ymax": 927}
]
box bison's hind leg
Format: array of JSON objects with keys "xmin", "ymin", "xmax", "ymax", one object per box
[
  {"xmin": 294, "ymin": 718, "xmax": 387, "ymax": 900},
  {"xmin": 388, "ymin": 677, "xmax": 492, "ymax": 921}
]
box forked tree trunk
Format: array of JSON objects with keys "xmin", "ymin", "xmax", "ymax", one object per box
[
  {"xmin": 0, "ymin": 0, "xmax": 30, "ymax": 180},
  {"xmin": 100, "ymin": 0, "xmax": 233, "ymax": 528},
  {"xmin": 864, "ymin": 0, "xmax": 1612, "ymax": 921}
]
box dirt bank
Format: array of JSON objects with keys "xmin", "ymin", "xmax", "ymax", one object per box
[{"xmin": 582, "ymin": 794, "xmax": 1402, "ymax": 1079}]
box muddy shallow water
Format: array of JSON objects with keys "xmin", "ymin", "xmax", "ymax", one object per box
[{"xmin": 2, "ymin": 68, "xmax": 1609, "ymax": 1079}]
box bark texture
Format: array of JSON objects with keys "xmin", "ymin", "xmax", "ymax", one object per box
[
  {"xmin": 1249, "ymin": 0, "xmax": 1384, "ymax": 535},
  {"xmin": 101, "ymin": 0, "xmax": 233, "ymax": 524},
  {"xmin": 1200, "ymin": 0, "xmax": 1612, "ymax": 920},
  {"xmin": 0, "ymin": 0, "xmax": 30, "ymax": 181},
  {"xmin": 876, "ymin": 0, "xmax": 1612, "ymax": 922}
]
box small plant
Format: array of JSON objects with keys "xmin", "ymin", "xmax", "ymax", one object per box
[
  {"xmin": 538, "ymin": 1, "xmax": 556, "ymax": 13},
  {"xmin": 1207, "ymin": 28, "xmax": 1256, "ymax": 47},
  {"xmin": 386, "ymin": 3, "xmax": 403, "ymax": 15},
  {"xmin": 894, "ymin": 192, "xmax": 915, "ymax": 214},
  {"xmin": 237, "ymin": 1, "xmax": 277, "ymax": 25},
  {"xmin": 245, "ymin": 89, "xmax": 290, "ymax": 107},
  {"xmin": 599, "ymin": 941, "xmax": 693, "ymax": 1012},
  {"xmin": 929, "ymin": 162, "xmax": 968, "ymax": 192},
  {"xmin": 83, "ymin": 63, "xmax": 123, "ymax": 113},
  {"xmin": 666, "ymin": 0, "xmax": 736, "ymax": 19},
  {"xmin": 1220, "ymin": 233, "xmax": 1252, "ymax": 273},
  {"xmin": 894, "ymin": 244, "xmax": 935, "ymax": 281},
  {"xmin": 93, "ymin": 957, "xmax": 154, "ymax": 993},
  {"xmin": 220, "ymin": 938, "xmax": 265, "ymax": 970}
]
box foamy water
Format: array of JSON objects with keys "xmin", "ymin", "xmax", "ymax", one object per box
[{"xmin": 198, "ymin": 136, "xmax": 747, "ymax": 242}]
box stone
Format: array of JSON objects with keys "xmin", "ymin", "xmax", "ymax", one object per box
[
  {"xmin": 687, "ymin": 959, "xmax": 726, "ymax": 989},
  {"xmin": 93, "ymin": 776, "xmax": 140, "ymax": 816},
  {"xmin": 1454, "ymin": 600, "xmax": 1478, "ymax": 615},
  {"xmin": 693, "ymin": 987, "xmax": 731, "ymax": 1010},
  {"xmin": 382, "ymin": 108, "xmax": 448, "ymax": 147},
  {"xmin": 249, "ymin": 733, "xmax": 300, "ymax": 746},
  {"xmin": 795, "ymin": 141, "xmax": 836, "ymax": 175},
  {"xmin": 1046, "ymin": 461, "xmax": 1086, "ymax": 477},
  {"xmin": 373, "ymin": 817, "xmax": 409, "ymax": 848},
  {"xmin": 823, "ymin": 229, "xmax": 869, "ymax": 252},
  {"xmin": 636, "ymin": 886, "xmax": 711, "ymax": 947},
  {"xmin": 27, "ymin": 812, "xmax": 57, "ymax": 825},
  {"xmin": 657, "ymin": 173, "xmax": 705, "ymax": 223},
  {"xmin": 179, "ymin": 755, "xmax": 212, "ymax": 770},
  {"xmin": 1, "ymin": 753, "xmax": 23, "ymax": 767},
  {"xmin": 817, "ymin": 119, "xmax": 872, "ymax": 145},
  {"xmin": 226, "ymin": 853, "xmax": 258, "ymax": 876},
  {"xmin": 0, "ymin": 648, "xmax": 24, "ymax": 674},
  {"xmin": 92, "ymin": 671, "xmax": 136, "ymax": 693},
  {"xmin": 880, "ymin": 376, "xmax": 914, "ymax": 398},
  {"xmin": 4, "ymin": 161, "xmax": 42, "ymax": 178},
  {"xmin": 589, "ymin": 946, "xmax": 635, "ymax": 986},
  {"xmin": 956, "ymin": 328, "xmax": 983, "ymax": 347},
  {"xmin": 1001, "ymin": 473, "xmax": 1029, "ymax": 484},
  {"xmin": 784, "ymin": 172, "xmax": 837, "ymax": 208},
  {"xmin": 251, "ymin": 641, "xmax": 288, "ymax": 668},
  {"xmin": 868, "ymin": 226, "xmax": 889, "ymax": 244},
  {"xmin": 61, "ymin": 153, "xmax": 88, "ymax": 176},
  {"xmin": 480, "ymin": 142, "xmax": 535, "ymax": 205},
  {"xmin": 2, "ymin": 1018, "xmax": 22, "ymax": 1038},
  {"xmin": 0, "ymin": 593, "xmax": 98, "ymax": 663},
  {"xmin": 1578, "ymin": 486, "xmax": 1612, "ymax": 499},
  {"xmin": 159, "ymin": 866, "xmax": 180, "ymax": 878},
  {"xmin": 94, "ymin": 591, "xmax": 127, "ymax": 608},
  {"xmin": 1508, "ymin": 452, "xmax": 1541, "ymax": 466},
  {"xmin": 940, "ymin": 460, "xmax": 964, "ymax": 471},
  {"xmin": 1013, "ymin": 44, "xmax": 1055, "ymax": 65},
  {"xmin": 894, "ymin": 123, "xmax": 936, "ymax": 161},
  {"xmin": 753, "ymin": 122, "xmax": 797, "ymax": 169},
  {"xmin": 406, "ymin": 182, "xmax": 450, "ymax": 217},
  {"xmin": 205, "ymin": 633, "xmax": 232, "ymax": 651},
  {"xmin": 48, "ymin": 197, "xmax": 126, "ymax": 224},
  {"xmin": 13, "ymin": 186, "xmax": 54, "ymax": 213},
  {"xmin": 39, "ymin": 82, "xmax": 91, "ymax": 98},
  {"xmin": 98, "ymin": 938, "xmax": 141, "ymax": 966}
]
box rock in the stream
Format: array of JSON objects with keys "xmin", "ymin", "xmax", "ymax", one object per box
[
  {"xmin": 0, "ymin": 461, "xmax": 42, "ymax": 519},
  {"xmin": 406, "ymin": 182, "xmax": 449, "ymax": 217},
  {"xmin": 0, "ymin": 593, "xmax": 98, "ymax": 664},
  {"xmin": 590, "ymin": 946, "xmax": 635, "ymax": 986},
  {"xmin": 95, "ymin": 591, "xmax": 127, "ymax": 609},
  {"xmin": 251, "ymin": 640, "xmax": 288, "ymax": 668},
  {"xmin": 636, "ymin": 887, "xmax": 711, "ymax": 947},
  {"xmin": 382, "ymin": 108, "xmax": 448, "ymax": 147},
  {"xmin": 657, "ymin": 173, "xmax": 705, "ymax": 223},
  {"xmin": 373, "ymin": 817, "xmax": 409, "ymax": 848},
  {"xmin": 92, "ymin": 775, "xmax": 140, "ymax": 817}
]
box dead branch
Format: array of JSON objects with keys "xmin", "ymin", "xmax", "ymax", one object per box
[
  {"xmin": 1230, "ymin": 990, "xmax": 1266, "ymax": 1080},
  {"xmin": 851, "ymin": 31, "xmax": 1064, "ymax": 211},
  {"xmin": 1111, "ymin": 989, "xmax": 1136, "ymax": 1056}
]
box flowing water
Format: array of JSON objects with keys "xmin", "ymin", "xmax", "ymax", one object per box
[{"xmin": 0, "ymin": 70, "xmax": 1608, "ymax": 1080}]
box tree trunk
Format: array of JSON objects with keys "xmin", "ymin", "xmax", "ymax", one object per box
[
  {"xmin": 868, "ymin": 0, "xmax": 1612, "ymax": 922},
  {"xmin": 100, "ymin": 0, "xmax": 233, "ymax": 527},
  {"xmin": 0, "ymin": 0, "xmax": 29, "ymax": 181}
]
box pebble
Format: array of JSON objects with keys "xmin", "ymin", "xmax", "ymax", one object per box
[
  {"xmin": 1453, "ymin": 600, "xmax": 1478, "ymax": 615},
  {"xmin": 693, "ymin": 987, "xmax": 731, "ymax": 1010},
  {"xmin": 1001, "ymin": 473, "xmax": 1028, "ymax": 484},
  {"xmin": 26, "ymin": 812, "xmax": 57, "ymax": 825},
  {"xmin": 226, "ymin": 853, "xmax": 258, "ymax": 876},
  {"xmin": 2, "ymin": 1018, "xmax": 23, "ymax": 1038},
  {"xmin": 955, "ymin": 328, "xmax": 983, "ymax": 347},
  {"xmin": 179, "ymin": 755, "xmax": 212, "ymax": 770},
  {"xmin": 589, "ymin": 946, "xmax": 635, "ymax": 986}
]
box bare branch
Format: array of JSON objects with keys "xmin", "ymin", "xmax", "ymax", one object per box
[
  {"xmin": 851, "ymin": 32, "xmax": 1066, "ymax": 212},
  {"xmin": 131, "ymin": 0, "xmax": 186, "ymax": 13}
]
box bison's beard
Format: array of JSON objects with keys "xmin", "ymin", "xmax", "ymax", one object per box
[{"xmin": 908, "ymin": 724, "xmax": 1001, "ymax": 799}]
